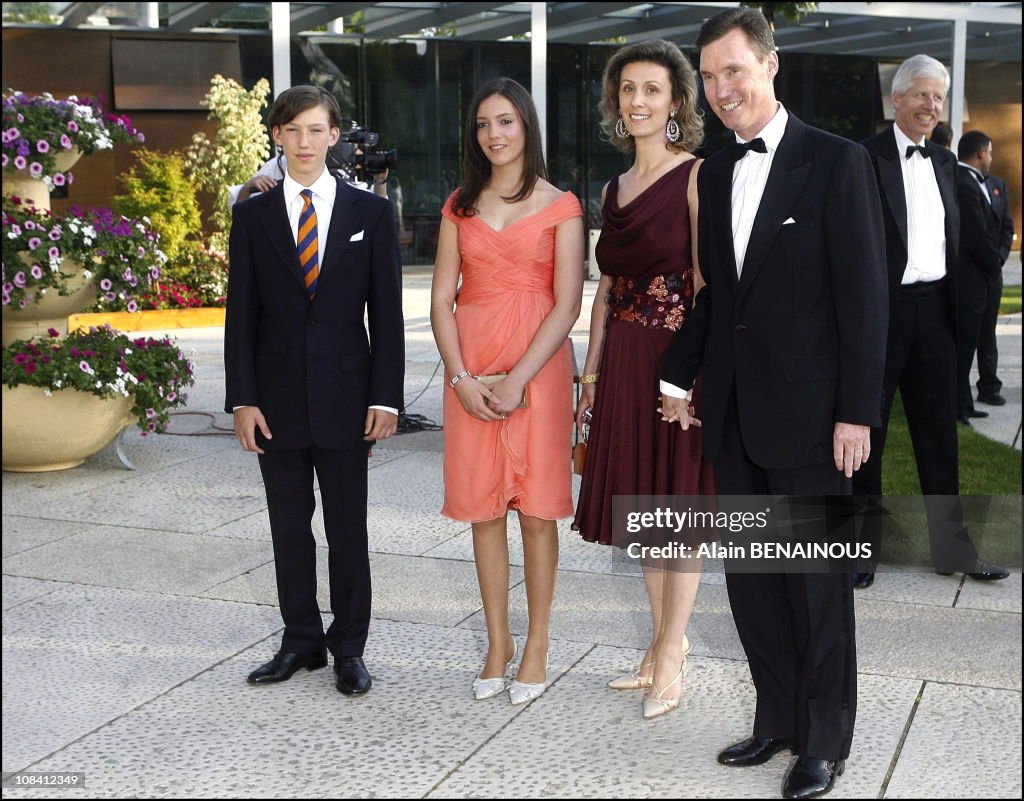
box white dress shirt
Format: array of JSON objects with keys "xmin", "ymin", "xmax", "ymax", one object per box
[
  {"xmin": 235, "ymin": 166, "xmax": 397, "ymax": 417},
  {"xmin": 957, "ymin": 161, "xmax": 991, "ymax": 204},
  {"xmin": 893, "ymin": 125, "xmax": 946, "ymax": 284},
  {"xmin": 660, "ymin": 104, "xmax": 789, "ymax": 399}
]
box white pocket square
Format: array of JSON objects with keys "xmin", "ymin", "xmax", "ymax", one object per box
[
  {"xmin": 783, "ymin": 217, "xmax": 796, "ymax": 225},
  {"xmin": 349, "ymin": 230, "xmax": 365, "ymax": 242}
]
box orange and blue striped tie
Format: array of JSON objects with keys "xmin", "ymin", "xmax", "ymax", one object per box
[{"xmin": 297, "ymin": 189, "xmax": 319, "ymax": 298}]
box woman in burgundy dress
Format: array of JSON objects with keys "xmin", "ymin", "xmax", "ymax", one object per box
[{"xmin": 572, "ymin": 39, "xmax": 714, "ymax": 720}]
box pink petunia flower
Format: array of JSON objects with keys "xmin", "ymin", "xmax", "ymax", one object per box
[
  {"xmin": 1, "ymin": 154, "xmax": 7, "ymax": 168},
  {"xmin": 36, "ymin": 139, "xmax": 50, "ymax": 153},
  {"xmin": 48, "ymin": 246, "xmax": 59, "ymax": 260},
  {"xmin": 127, "ymin": 299, "xmax": 138, "ymax": 312},
  {"xmin": 145, "ymin": 408, "xmax": 156, "ymax": 419},
  {"xmin": 29, "ymin": 161, "xmax": 42, "ymax": 177},
  {"xmin": 60, "ymin": 134, "xmax": 72, "ymax": 149},
  {"xmin": 48, "ymin": 229, "xmax": 61, "ymax": 241},
  {"xmin": 13, "ymin": 155, "xmax": 26, "ymax": 170},
  {"xmin": 100, "ymin": 278, "xmax": 112, "ymax": 290},
  {"xmin": 27, "ymin": 237, "xmax": 42, "ymax": 250},
  {"xmin": 13, "ymin": 271, "xmax": 26, "ymax": 287},
  {"xmin": 30, "ymin": 265, "xmax": 43, "ymax": 279},
  {"xmin": 52, "ymin": 173, "xmax": 66, "ymax": 187},
  {"xmin": 67, "ymin": 120, "xmax": 79, "ymax": 132},
  {"xmin": 78, "ymin": 360, "xmax": 91, "ymax": 373}
]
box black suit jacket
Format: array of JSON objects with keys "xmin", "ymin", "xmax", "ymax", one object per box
[
  {"xmin": 224, "ymin": 178, "xmax": 405, "ymax": 451},
  {"xmin": 861, "ymin": 128, "xmax": 960, "ymax": 327},
  {"xmin": 661, "ymin": 113, "xmax": 888, "ymax": 469},
  {"xmin": 986, "ymin": 174, "xmax": 1015, "ymax": 266},
  {"xmin": 956, "ymin": 164, "xmax": 1002, "ymax": 282}
]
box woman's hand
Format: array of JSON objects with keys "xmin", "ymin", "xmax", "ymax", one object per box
[
  {"xmin": 246, "ymin": 174, "xmax": 278, "ymax": 194},
  {"xmin": 575, "ymin": 382, "xmax": 596, "ymax": 435},
  {"xmin": 454, "ymin": 378, "xmax": 503, "ymax": 422},
  {"xmin": 484, "ymin": 376, "xmax": 527, "ymax": 417}
]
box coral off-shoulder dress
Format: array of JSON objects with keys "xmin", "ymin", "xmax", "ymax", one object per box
[{"xmin": 440, "ymin": 190, "xmax": 582, "ymax": 523}]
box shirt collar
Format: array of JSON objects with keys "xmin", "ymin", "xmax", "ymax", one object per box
[
  {"xmin": 957, "ymin": 161, "xmax": 985, "ymax": 182},
  {"xmin": 736, "ymin": 103, "xmax": 788, "ymax": 152},
  {"xmin": 893, "ymin": 124, "xmax": 926, "ymax": 153},
  {"xmin": 282, "ymin": 166, "xmax": 337, "ymax": 207}
]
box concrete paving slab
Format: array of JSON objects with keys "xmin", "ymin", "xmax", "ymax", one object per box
[
  {"xmin": 433, "ymin": 648, "xmax": 920, "ymax": 799},
  {"xmin": 1, "ymin": 575, "xmax": 66, "ymax": 611},
  {"xmin": 885, "ymin": 682, "xmax": 1023, "ymax": 798},
  {"xmin": 0, "ymin": 620, "xmax": 589, "ymax": 799},
  {"xmin": 850, "ymin": 570, "xmax": 961, "ymax": 607},
  {"xmin": 1, "ymin": 585, "xmax": 281, "ymax": 775},
  {"xmin": 2, "ymin": 515, "xmax": 94, "ymax": 558},
  {"xmin": 23, "ymin": 449, "xmax": 270, "ymax": 535},
  {"xmin": 855, "ymin": 599, "xmax": 1022, "ymax": 690},
  {"xmin": 2, "ymin": 527, "xmax": 273, "ymax": 596},
  {"xmin": 955, "ymin": 571, "xmax": 1023, "ymax": 614},
  {"xmin": 201, "ymin": 549, "xmax": 523, "ymax": 628}
]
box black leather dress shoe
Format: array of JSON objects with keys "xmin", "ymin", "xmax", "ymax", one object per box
[
  {"xmin": 853, "ymin": 572, "xmax": 875, "ymax": 589},
  {"xmin": 782, "ymin": 757, "xmax": 845, "ymax": 799},
  {"xmin": 938, "ymin": 558, "xmax": 1010, "ymax": 581},
  {"xmin": 718, "ymin": 736, "xmax": 796, "ymax": 766},
  {"xmin": 977, "ymin": 393, "xmax": 1006, "ymax": 406},
  {"xmin": 247, "ymin": 649, "xmax": 328, "ymax": 684},
  {"xmin": 967, "ymin": 408, "xmax": 989, "ymax": 419},
  {"xmin": 956, "ymin": 415, "xmax": 972, "ymax": 427},
  {"xmin": 335, "ymin": 656, "xmax": 372, "ymax": 695}
]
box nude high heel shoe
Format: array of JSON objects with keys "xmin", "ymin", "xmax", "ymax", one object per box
[
  {"xmin": 472, "ymin": 638, "xmax": 518, "ymax": 700},
  {"xmin": 608, "ymin": 634, "xmax": 691, "ymax": 690},
  {"xmin": 642, "ymin": 666, "xmax": 684, "ymax": 720}
]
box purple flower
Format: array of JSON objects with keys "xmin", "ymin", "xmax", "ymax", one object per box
[
  {"xmin": 79, "ymin": 360, "xmax": 91, "ymax": 373},
  {"xmin": 104, "ymin": 291, "xmax": 116, "ymax": 302},
  {"xmin": 138, "ymin": 133, "xmax": 146, "ymax": 143},
  {"xmin": 48, "ymin": 229, "xmax": 61, "ymax": 241},
  {"xmin": 145, "ymin": 408, "xmax": 156, "ymax": 419},
  {"xmin": 99, "ymin": 278, "xmax": 112, "ymax": 290},
  {"xmin": 67, "ymin": 120, "xmax": 79, "ymax": 133},
  {"xmin": 13, "ymin": 155, "xmax": 26, "ymax": 170},
  {"xmin": 166, "ymin": 391, "xmax": 177, "ymax": 402},
  {"xmin": 24, "ymin": 220, "xmax": 36, "ymax": 231},
  {"xmin": 36, "ymin": 139, "xmax": 49, "ymax": 153},
  {"xmin": 52, "ymin": 173, "xmax": 66, "ymax": 187},
  {"xmin": 122, "ymin": 268, "xmax": 132, "ymax": 281},
  {"xmin": 66, "ymin": 172, "xmax": 74, "ymax": 184},
  {"xmin": 137, "ymin": 246, "xmax": 146, "ymax": 258},
  {"xmin": 30, "ymin": 265, "xmax": 43, "ymax": 279},
  {"xmin": 47, "ymin": 328, "xmax": 59, "ymax": 337},
  {"xmin": 27, "ymin": 237, "xmax": 42, "ymax": 250},
  {"xmin": 7, "ymin": 126, "xmax": 20, "ymax": 140},
  {"xmin": 13, "ymin": 271, "xmax": 26, "ymax": 287},
  {"xmin": 28, "ymin": 162, "xmax": 42, "ymax": 177},
  {"xmin": 1, "ymin": 292, "xmax": 9, "ymax": 305},
  {"xmin": 18, "ymin": 298, "xmax": 27, "ymax": 309},
  {"xmin": 149, "ymin": 266, "xmax": 160, "ymax": 280},
  {"xmin": 60, "ymin": 134, "xmax": 72, "ymax": 149},
  {"xmin": 16, "ymin": 113, "xmax": 23, "ymax": 123},
  {"xmin": 48, "ymin": 246, "xmax": 59, "ymax": 260},
  {"xmin": 1, "ymin": 154, "xmax": 7, "ymax": 168},
  {"xmin": 13, "ymin": 353, "xmax": 29, "ymax": 365},
  {"xmin": 17, "ymin": 142, "xmax": 29, "ymax": 156},
  {"xmin": 23, "ymin": 362, "xmax": 36, "ymax": 374},
  {"xmin": 127, "ymin": 299, "xmax": 138, "ymax": 312},
  {"xmin": 2, "ymin": 283, "xmax": 12, "ymax": 293}
]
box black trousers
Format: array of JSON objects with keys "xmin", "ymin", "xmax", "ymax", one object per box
[
  {"xmin": 715, "ymin": 392, "xmax": 856, "ymax": 761},
  {"xmin": 258, "ymin": 446, "xmax": 371, "ymax": 658},
  {"xmin": 956, "ymin": 265, "xmax": 995, "ymax": 414},
  {"xmin": 975, "ymin": 274, "xmax": 1003, "ymax": 398},
  {"xmin": 853, "ymin": 280, "xmax": 978, "ymax": 570}
]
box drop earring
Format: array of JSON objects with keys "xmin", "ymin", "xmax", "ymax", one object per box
[
  {"xmin": 615, "ymin": 116, "xmax": 631, "ymax": 139},
  {"xmin": 666, "ymin": 108, "xmax": 681, "ymax": 144}
]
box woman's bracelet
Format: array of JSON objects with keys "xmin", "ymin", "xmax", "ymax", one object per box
[
  {"xmin": 579, "ymin": 373, "xmax": 600, "ymax": 384},
  {"xmin": 449, "ymin": 370, "xmax": 471, "ymax": 388}
]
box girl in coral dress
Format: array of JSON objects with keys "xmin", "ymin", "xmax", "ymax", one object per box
[{"xmin": 430, "ymin": 78, "xmax": 583, "ymax": 705}]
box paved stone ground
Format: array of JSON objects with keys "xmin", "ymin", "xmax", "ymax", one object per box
[{"xmin": 2, "ymin": 263, "xmax": 1021, "ymax": 798}]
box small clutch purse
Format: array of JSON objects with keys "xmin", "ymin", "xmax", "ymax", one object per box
[
  {"xmin": 474, "ymin": 372, "xmax": 528, "ymax": 409},
  {"xmin": 573, "ymin": 407, "xmax": 591, "ymax": 476}
]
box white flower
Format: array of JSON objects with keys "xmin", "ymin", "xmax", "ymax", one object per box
[{"xmin": 43, "ymin": 389, "xmax": 52, "ymax": 397}]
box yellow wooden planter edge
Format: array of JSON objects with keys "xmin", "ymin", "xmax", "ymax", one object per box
[{"xmin": 68, "ymin": 307, "xmax": 225, "ymax": 333}]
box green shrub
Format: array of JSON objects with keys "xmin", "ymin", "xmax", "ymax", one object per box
[{"xmin": 114, "ymin": 149, "xmax": 201, "ymax": 263}]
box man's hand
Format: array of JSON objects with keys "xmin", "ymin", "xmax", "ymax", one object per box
[
  {"xmin": 834, "ymin": 422, "xmax": 871, "ymax": 478},
  {"xmin": 364, "ymin": 408, "xmax": 398, "ymax": 441},
  {"xmin": 234, "ymin": 406, "xmax": 272, "ymax": 454},
  {"xmin": 658, "ymin": 394, "xmax": 701, "ymax": 430},
  {"xmin": 246, "ymin": 175, "xmax": 277, "ymax": 194}
]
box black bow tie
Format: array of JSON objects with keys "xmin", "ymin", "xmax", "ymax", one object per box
[
  {"xmin": 728, "ymin": 138, "xmax": 768, "ymax": 162},
  {"xmin": 905, "ymin": 144, "xmax": 931, "ymax": 160}
]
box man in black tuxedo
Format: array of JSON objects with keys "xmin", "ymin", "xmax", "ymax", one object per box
[
  {"xmin": 660, "ymin": 8, "xmax": 887, "ymax": 798},
  {"xmin": 854, "ymin": 57, "xmax": 1007, "ymax": 588},
  {"xmin": 955, "ymin": 131, "xmax": 1003, "ymax": 421},
  {"xmin": 225, "ymin": 86, "xmax": 405, "ymax": 694},
  {"xmin": 977, "ymin": 166, "xmax": 1015, "ymax": 407}
]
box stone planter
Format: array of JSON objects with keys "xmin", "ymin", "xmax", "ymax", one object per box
[
  {"xmin": 1, "ymin": 257, "xmax": 98, "ymax": 346},
  {"xmin": 2, "ymin": 385, "xmax": 133, "ymax": 472},
  {"xmin": 2, "ymin": 147, "xmax": 82, "ymax": 212}
]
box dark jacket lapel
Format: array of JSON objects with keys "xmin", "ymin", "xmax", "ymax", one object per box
[
  {"xmin": 876, "ymin": 128, "xmax": 909, "ymax": 253},
  {"xmin": 315, "ymin": 178, "xmax": 361, "ymax": 291},
  {"xmin": 735, "ymin": 114, "xmax": 812, "ymax": 304},
  {"xmin": 930, "ymin": 144, "xmax": 958, "ymax": 268},
  {"xmin": 704, "ymin": 153, "xmax": 739, "ymax": 293},
  {"xmin": 260, "ymin": 183, "xmax": 308, "ymax": 292}
]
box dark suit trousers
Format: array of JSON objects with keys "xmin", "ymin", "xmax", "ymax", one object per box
[
  {"xmin": 258, "ymin": 446, "xmax": 371, "ymax": 658},
  {"xmin": 957, "ymin": 266, "xmax": 995, "ymax": 414},
  {"xmin": 853, "ymin": 280, "xmax": 978, "ymax": 570},
  {"xmin": 715, "ymin": 392, "xmax": 856, "ymax": 761},
  {"xmin": 975, "ymin": 274, "xmax": 1003, "ymax": 397}
]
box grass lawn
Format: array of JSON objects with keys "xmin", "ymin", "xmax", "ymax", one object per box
[
  {"xmin": 877, "ymin": 393, "xmax": 1021, "ymax": 566},
  {"xmin": 1000, "ymin": 284, "xmax": 1021, "ymax": 315}
]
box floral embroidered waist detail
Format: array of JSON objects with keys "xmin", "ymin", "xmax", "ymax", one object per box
[{"xmin": 607, "ymin": 271, "xmax": 693, "ymax": 332}]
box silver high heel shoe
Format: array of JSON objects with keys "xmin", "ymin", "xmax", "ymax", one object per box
[
  {"xmin": 642, "ymin": 665, "xmax": 684, "ymax": 720},
  {"xmin": 508, "ymin": 657, "xmax": 549, "ymax": 705},
  {"xmin": 608, "ymin": 634, "xmax": 691, "ymax": 690},
  {"xmin": 472, "ymin": 638, "xmax": 518, "ymax": 700}
]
